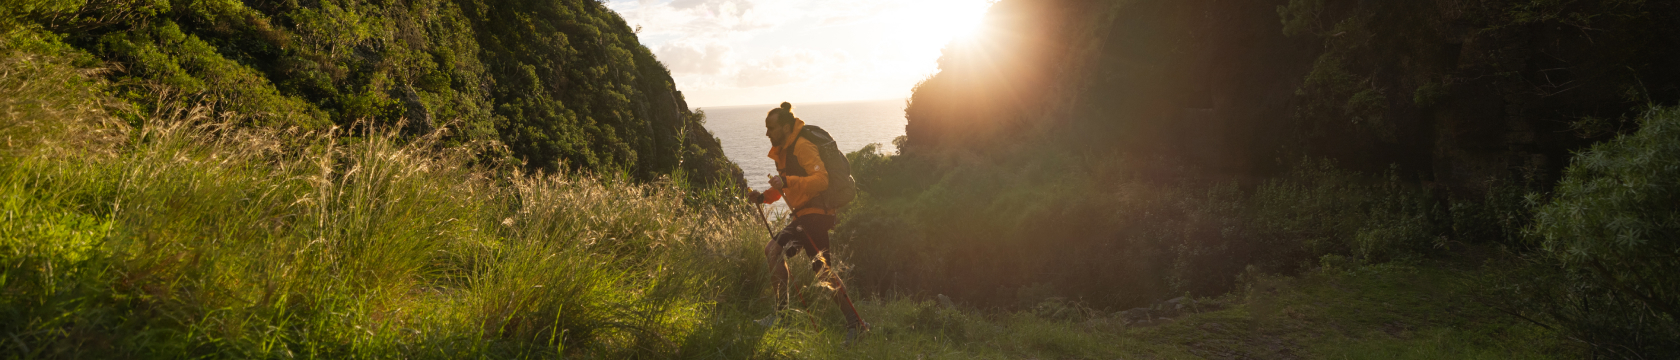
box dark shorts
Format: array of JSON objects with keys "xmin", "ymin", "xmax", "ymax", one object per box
[{"xmin": 775, "ymin": 214, "xmax": 836, "ymax": 271}]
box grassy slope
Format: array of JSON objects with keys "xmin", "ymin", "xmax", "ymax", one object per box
[
  {"xmin": 813, "ymin": 260, "xmax": 1571, "ymax": 359},
  {"xmin": 1, "ymin": 33, "xmax": 773, "ymax": 358}
]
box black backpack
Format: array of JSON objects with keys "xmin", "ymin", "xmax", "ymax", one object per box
[{"xmin": 780, "ymin": 125, "xmax": 857, "ymax": 210}]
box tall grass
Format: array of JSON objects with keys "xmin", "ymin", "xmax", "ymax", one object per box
[{"xmin": 0, "ymin": 39, "xmax": 781, "ymax": 358}]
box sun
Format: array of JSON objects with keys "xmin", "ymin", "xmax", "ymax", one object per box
[
  {"xmin": 942, "ymin": 1, "xmax": 996, "ymax": 42},
  {"xmin": 937, "ymin": 1, "xmax": 993, "ymax": 42},
  {"xmin": 893, "ymin": 0, "xmax": 995, "ymax": 48}
]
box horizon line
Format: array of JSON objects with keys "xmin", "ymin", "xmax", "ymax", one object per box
[{"xmin": 693, "ymin": 97, "xmax": 908, "ymax": 110}]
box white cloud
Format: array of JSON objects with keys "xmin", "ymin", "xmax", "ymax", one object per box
[
  {"xmin": 610, "ymin": 0, "xmax": 782, "ymax": 38},
  {"xmin": 607, "ymin": 0, "xmax": 993, "ymax": 106},
  {"xmin": 805, "ymin": 1, "xmax": 896, "ymax": 27},
  {"xmin": 734, "ymin": 64, "xmax": 797, "ymax": 88},
  {"xmin": 656, "ymin": 41, "xmax": 733, "ymax": 75},
  {"xmin": 732, "ymin": 48, "xmax": 850, "ymax": 88}
]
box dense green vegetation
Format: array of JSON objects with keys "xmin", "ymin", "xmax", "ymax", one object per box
[
  {"xmin": 840, "ymin": 140, "xmax": 1449, "ymax": 307},
  {"xmin": 864, "ymin": 0, "xmax": 1680, "ymax": 357},
  {"xmin": 1510, "ymin": 105, "xmax": 1680, "ymax": 356},
  {"xmin": 0, "ymin": 0, "xmax": 740, "ymax": 184},
  {"xmin": 1533, "ymin": 106, "xmax": 1680, "ymax": 319}
]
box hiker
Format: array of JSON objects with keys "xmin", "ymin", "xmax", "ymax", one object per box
[{"xmin": 746, "ymin": 102, "xmax": 870, "ymax": 342}]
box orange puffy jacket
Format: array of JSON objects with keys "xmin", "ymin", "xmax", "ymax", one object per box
[{"xmin": 765, "ymin": 119, "xmax": 834, "ymax": 217}]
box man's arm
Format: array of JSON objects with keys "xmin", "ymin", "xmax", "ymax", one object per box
[{"xmin": 746, "ymin": 188, "xmax": 783, "ymax": 204}]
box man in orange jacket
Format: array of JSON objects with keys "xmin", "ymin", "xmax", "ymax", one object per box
[{"xmin": 746, "ymin": 102, "xmax": 869, "ymax": 342}]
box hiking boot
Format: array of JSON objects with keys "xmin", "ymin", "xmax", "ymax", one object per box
[
  {"xmin": 842, "ymin": 320, "xmax": 871, "ymax": 346},
  {"xmin": 754, "ymin": 313, "xmax": 779, "ymax": 328}
]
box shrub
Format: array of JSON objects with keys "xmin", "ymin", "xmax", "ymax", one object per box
[
  {"xmin": 1477, "ymin": 255, "xmax": 1680, "ymax": 358},
  {"xmin": 1247, "ymin": 159, "xmax": 1445, "ymax": 268},
  {"xmin": 1246, "ymin": 159, "xmax": 1371, "ymax": 266},
  {"xmin": 1351, "ymin": 168, "xmax": 1447, "ymax": 262},
  {"xmin": 1531, "ymin": 105, "xmax": 1680, "ymax": 325}
]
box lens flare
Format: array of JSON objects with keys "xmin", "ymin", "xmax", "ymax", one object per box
[{"xmin": 906, "ymin": 0, "xmax": 995, "ymax": 45}]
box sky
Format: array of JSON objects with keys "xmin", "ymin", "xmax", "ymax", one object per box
[{"xmin": 605, "ymin": 0, "xmax": 995, "ymax": 108}]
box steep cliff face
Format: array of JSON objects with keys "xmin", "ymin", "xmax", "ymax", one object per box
[
  {"xmin": 6, "ymin": 0, "xmax": 742, "ymax": 186},
  {"xmin": 906, "ymin": 0, "xmax": 1680, "ymax": 193}
]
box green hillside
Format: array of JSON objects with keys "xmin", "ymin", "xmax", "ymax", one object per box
[{"xmin": 2, "ymin": 0, "xmax": 741, "ymax": 184}]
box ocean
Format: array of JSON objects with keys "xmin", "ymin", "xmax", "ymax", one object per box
[{"xmin": 702, "ymin": 98, "xmax": 907, "ymax": 213}]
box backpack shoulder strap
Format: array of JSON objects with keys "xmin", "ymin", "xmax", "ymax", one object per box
[
  {"xmin": 782, "ymin": 130, "xmax": 801, "ymax": 166},
  {"xmin": 779, "ymin": 128, "xmax": 807, "ymax": 176}
]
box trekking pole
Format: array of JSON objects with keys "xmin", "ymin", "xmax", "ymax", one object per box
[
  {"xmin": 754, "ymin": 202, "xmax": 818, "ymax": 328},
  {"xmin": 753, "ymin": 202, "xmax": 774, "ymax": 235}
]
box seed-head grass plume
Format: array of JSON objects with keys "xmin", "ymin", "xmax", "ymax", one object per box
[{"xmin": 0, "ymin": 42, "xmax": 803, "ymax": 357}]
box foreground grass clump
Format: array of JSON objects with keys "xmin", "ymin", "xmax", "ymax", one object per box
[
  {"xmin": 0, "ymin": 122, "xmax": 764, "ymax": 357},
  {"xmin": 0, "ymin": 44, "xmax": 775, "ymax": 357}
]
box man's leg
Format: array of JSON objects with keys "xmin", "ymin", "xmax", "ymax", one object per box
[
  {"xmin": 799, "ymin": 216, "xmax": 867, "ymax": 329},
  {"xmin": 822, "ymin": 258, "xmax": 866, "ymax": 328}
]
